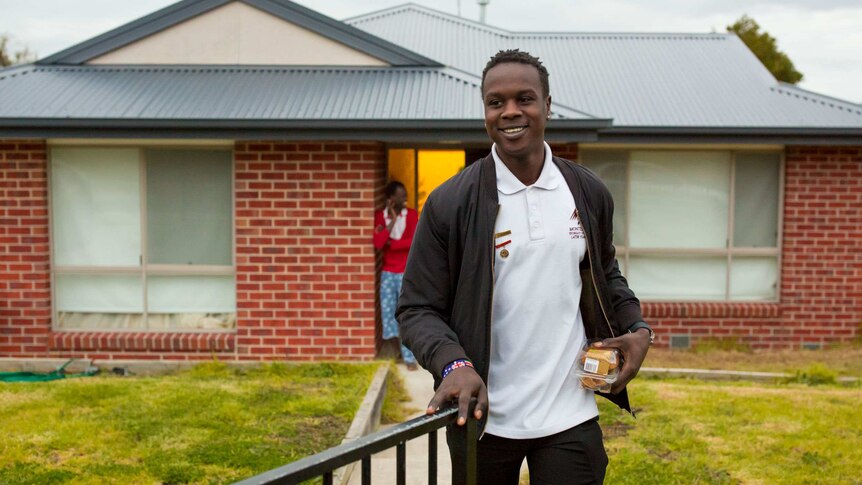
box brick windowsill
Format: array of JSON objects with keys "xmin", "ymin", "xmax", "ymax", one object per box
[
  {"xmin": 48, "ymin": 332, "xmax": 235, "ymax": 352},
  {"xmin": 642, "ymin": 302, "xmax": 780, "ymax": 319}
]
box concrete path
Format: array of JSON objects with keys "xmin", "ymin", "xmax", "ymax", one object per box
[{"xmin": 347, "ymin": 363, "xmax": 451, "ymax": 485}]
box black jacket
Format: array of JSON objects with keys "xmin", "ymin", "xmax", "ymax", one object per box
[{"xmin": 396, "ymin": 153, "xmax": 643, "ymax": 413}]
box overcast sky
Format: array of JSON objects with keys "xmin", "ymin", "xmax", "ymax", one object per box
[{"xmin": 2, "ymin": 0, "xmax": 860, "ymax": 103}]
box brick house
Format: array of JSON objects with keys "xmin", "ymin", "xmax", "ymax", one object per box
[{"xmin": 1, "ymin": 0, "xmax": 860, "ymax": 362}]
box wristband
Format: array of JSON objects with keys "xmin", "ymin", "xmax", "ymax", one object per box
[{"xmin": 442, "ymin": 359, "xmax": 473, "ymax": 379}]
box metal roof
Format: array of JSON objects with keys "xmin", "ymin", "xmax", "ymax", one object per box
[
  {"xmin": 39, "ymin": 0, "xmax": 441, "ymax": 67},
  {"xmin": 0, "ymin": 64, "xmax": 606, "ymax": 140},
  {"xmin": 2, "ymin": 1, "xmax": 859, "ymax": 143},
  {"xmin": 347, "ymin": 4, "xmax": 862, "ymax": 129}
]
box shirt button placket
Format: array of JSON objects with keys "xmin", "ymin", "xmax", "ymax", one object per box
[{"xmin": 527, "ymin": 188, "xmax": 544, "ymax": 240}]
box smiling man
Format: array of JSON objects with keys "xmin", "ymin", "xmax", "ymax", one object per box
[{"xmin": 397, "ymin": 49, "xmax": 653, "ymax": 484}]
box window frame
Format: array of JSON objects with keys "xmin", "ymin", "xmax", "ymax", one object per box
[
  {"xmin": 48, "ymin": 143, "xmax": 237, "ymax": 332},
  {"xmin": 580, "ymin": 146, "xmax": 785, "ymax": 302}
]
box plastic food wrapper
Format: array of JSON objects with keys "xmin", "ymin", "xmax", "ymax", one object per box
[{"xmin": 572, "ymin": 342, "xmax": 621, "ymax": 392}]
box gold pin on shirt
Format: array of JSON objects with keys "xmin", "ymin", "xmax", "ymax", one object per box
[
  {"xmin": 495, "ymin": 230, "xmax": 512, "ymax": 239},
  {"xmin": 495, "ymin": 239, "xmax": 512, "ymax": 259}
]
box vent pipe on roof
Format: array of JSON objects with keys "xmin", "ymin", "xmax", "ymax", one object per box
[{"xmin": 477, "ymin": 0, "xmax": 489, "ymax": 23}]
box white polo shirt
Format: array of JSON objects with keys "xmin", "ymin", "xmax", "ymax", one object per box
[{"xmin": 484, "ymin": 142, "xmax": 599, "ymax": 439}]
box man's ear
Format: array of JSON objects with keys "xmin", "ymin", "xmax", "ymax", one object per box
[{"xmin": 546, "ymin": 96, "xmax": 552, "ymax": 118}]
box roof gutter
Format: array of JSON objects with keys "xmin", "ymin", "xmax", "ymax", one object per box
[
  {"xmin": 598, "ymin": 126, "xmax": 862, "ymax": 145},
  {"xmin": 0, "ymin": 118, "xmax": 611, "ymax": 143},
  {"xmin": 4, "ymin": 120, "xmax": 859, "ymax": 145}
]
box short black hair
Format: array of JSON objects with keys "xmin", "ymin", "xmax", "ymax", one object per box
[
  {"xmin": 384, "ymin": 180, "xmax": 406, "ymax": 197},
  {"xmin": 481, "ymin": 49, "xmax": 550, "ymax": 98}
]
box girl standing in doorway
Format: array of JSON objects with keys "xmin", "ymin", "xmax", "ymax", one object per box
[{"xmin": 373, "ymin": 181, "xmax": 418, "ymax": 369}]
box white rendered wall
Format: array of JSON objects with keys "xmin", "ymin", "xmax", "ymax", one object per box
[{"xmin": 89, "ymin": 1, "xmax": 388, "ymax": 66}]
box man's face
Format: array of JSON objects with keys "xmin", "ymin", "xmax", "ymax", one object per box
[{"xmin": 482, "ymin": 62, "xmax": 551, "ymax": 162}]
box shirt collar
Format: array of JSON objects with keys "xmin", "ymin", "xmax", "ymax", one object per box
[{"xmin": 492, "ymin": 141, "xmax": 560, "ymax": 195}]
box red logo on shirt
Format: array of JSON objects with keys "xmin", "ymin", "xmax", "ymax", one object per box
[{"xmin": 569, "ymin": 226, "xmax": 585, "ymax": 239}]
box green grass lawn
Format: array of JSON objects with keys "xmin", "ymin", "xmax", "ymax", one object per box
[
  {"xmin": 0, "ymin": 361, "xmax": 380, "ymax": 484},
  {"xmin": 4, "ymin": 354, "xmax": 860, "ymax": 485},
  {"xmin": 598, "ymin": 377, "xmax": 862, "ymax": 485}
]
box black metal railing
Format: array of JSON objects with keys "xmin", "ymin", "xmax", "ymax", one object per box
[{"xmin": 234, "ymin": 404, "xmax": 477, "ymax": 485}]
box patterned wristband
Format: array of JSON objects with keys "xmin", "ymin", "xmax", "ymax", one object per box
[{"xmin": 442, "ymin": 359, "xmax": 473, "ymax": 379}]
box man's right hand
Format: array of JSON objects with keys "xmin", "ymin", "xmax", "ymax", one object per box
[{"xmin": 426, "ymin": 366, "xmax": 488, "ymax": 426}]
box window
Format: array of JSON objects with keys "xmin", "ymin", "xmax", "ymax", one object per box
[
  {"xmin": 50, "ymin": 147, "xmax": 235, "ymax": 330},
  {"xmin": 387, "ymin": 149, "xmax": 465, "ymax": 211},
  {"xmin": 581, "ymin": 149, "xmax": 781, "ymax": 301}
]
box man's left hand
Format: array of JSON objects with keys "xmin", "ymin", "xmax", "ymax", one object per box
[{"xmin": 593, "ymin": 328, "xmax": 651, "ymax": 394}]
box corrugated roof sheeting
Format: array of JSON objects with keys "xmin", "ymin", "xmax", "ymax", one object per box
[
  {"xmin": 0, "ymin": 64, "xmax": 593, "ymax": 121},
  {"xmin": 348, "ymin": 5, "xmax": 862, "ymax": 128},
  {"xmin": 0, "ymin": 65, "xmax": 488, "ymax": 120},
  {"xmin": 349, "ymin": 7, "xmax": 507, "ymax": 79}
]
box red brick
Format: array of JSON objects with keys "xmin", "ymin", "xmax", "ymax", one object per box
[
  {"xmin": 0, "ymin": 140, "xmax": 50, "ymax": 356},
  {"xmin": 232, "ymin": 140, "xmax": 383, "ymax": 360}
]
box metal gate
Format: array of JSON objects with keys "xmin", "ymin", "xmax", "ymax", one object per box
[{"xmin": 235, "ymin": 404, "xmax": 478, "ymax": 485}]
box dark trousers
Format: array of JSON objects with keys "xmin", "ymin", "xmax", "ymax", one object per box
[{"xmin": 447, "ymin": 417, "xmax": 608, "ymax": 485}]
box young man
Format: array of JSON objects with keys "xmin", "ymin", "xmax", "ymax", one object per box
[{"xmin": 396, "ymin": 49, "xmax": 653, "ymax": 484}]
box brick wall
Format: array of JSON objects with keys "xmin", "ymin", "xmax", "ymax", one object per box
[
  {"xmin": 234, "ymin": 141, "xmax": 385, "ymax": 360},
  {"xmin": 0, "ymin": 140, "xmax": 51, "ymax": 357},
  {"xmin": 550, "ymin": 143, "xmax": 578, "ymax": 161},
  {"xmin": 780, "ymin": 146, "xmax": 862, "ymax": 347},
  {"xmin": 642, "ymin": 302, "xmax": 782, "ymax": 349},
  {"xmin": 2, "ymin": 140, "xmax": 857, "ymax": 359},
  {"xmin": 0, "ymin": 139, "xmax": 385, "ymax": 362}
]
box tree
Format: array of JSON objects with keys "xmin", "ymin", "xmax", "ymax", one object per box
[
  {"xmin": 0, "ymin": 34, "xmax": 36, "ymax": 67},
  {"xmin": 727, "ymin": 15, "xmax": 803, "ymax": 84}
]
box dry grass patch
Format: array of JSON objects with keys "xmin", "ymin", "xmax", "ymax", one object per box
[{"xmin": 644, "ymin": 346, "xmax": 862, "ymax": 377}]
